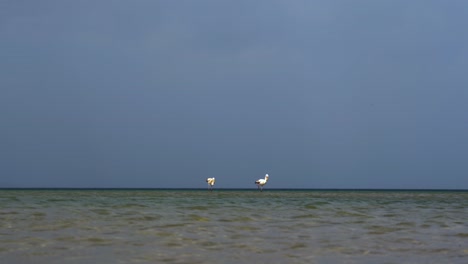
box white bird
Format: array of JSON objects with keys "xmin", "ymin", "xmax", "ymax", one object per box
[
  {"xmin": 206, "ymin": 177, "xmax": 215, "ymax": 191},
  {"xmin": 255, "ymin": 174, "xmax": 269, "ymax": 191}
]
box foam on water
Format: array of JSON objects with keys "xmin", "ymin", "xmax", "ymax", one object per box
[{"xmin": 1, "ymin": 189, "xmax": 467, "ymax": 263}]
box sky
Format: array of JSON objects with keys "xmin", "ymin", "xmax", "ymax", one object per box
[{"xmin": 1, "ymin": 0, "xmax": 468, "ymax": 189}]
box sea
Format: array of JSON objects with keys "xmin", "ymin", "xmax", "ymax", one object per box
[{"xmin": 0, "ymin": 189, "xmax": 467, "ymax": 264}]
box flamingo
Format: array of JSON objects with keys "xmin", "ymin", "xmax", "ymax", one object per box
[
  {"xmin": 255, "ymin": 174, "xmax": 269, "ymax": 191},
  {"xmin": 206, "ymin": 177, "xmax": 215, "ymax": 191}
]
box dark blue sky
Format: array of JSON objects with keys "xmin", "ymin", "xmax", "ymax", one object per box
[{"xmin": 1, "ymin": 1, "xmax": 468, "ymax": 188}]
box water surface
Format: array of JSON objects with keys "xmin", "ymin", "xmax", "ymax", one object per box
[{"xmin": 1, "ymin": 189, "xmax": 467, "ymax": 263}]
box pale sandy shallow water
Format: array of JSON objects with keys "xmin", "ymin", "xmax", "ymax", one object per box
[{"xmin": 1, "ymin": 189, "xmax": 467, "ymax": 263}]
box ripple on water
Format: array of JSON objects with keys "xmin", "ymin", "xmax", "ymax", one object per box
[
  {"xmin": 125, "ymin": 215, "xmax": 162, "ymax": 222},
  {"xmin": 218, "ymin": 216, "xmax": 254, "ymax": 222},
  {"xmin": 304, "ymin": 203, "xmax": 318, "ymax": 209},
  {"xmin": 0, "ymin": 211, "xmax": 19, "ymax": 215},
  {"xmin": 334, "ymin": 210, "xmax": 370, "ymax": 218},
  {"xmin": 183, "ymin": 205, "xmax": 210, "ymax": 210},
  {"xmin": 159, "ymin": 223, "xmax": 187, "ymax": 228},
  {"xmin": 289, "ymin": 242, "xmax": 308, "ymax": 249},
  {"xmin": 112, "ymin": 203, "xmax": 148, "ymax": 209},
  {"xmin": 30, "ymin": 221, "xmax": 75, "ymax": 232},
  {"xmin": 32, "ymin": 212, "xmax": 46, "ymax": 217},
  {"xmin": 187, "ymin": 214, "xmax": 210, "ymax": 222},
  {"xmin": 235, "ymin": 225, "xmax": 260, "ymax": 231},
  {"xmin": 310, "ymin": 201, "xmax": 330, "ymax": 206},
  {"xmin": 291, "ymin": 214, "xmax": 318, "ymax": 219},
  {"xmin": 382, "ymin": 213, "xmax": 398, "ymax": 217},
  {"xmin": 90, "ymin": 209, "xmax": 110, "ymax": 215},
  {"xmin": 396, "ymin": 221, "xmax": 416, "ymax": 227},
  {"xmin": 165, "ymin": 241, "xmax": 183, "ymax": 248},
  {"xmin": 55, "ymin": 236, "xmax": 78, "ymax": 243},
  {"xmin": 420, "ymin": 223, "xmax": 432, "ymax": 229},
  {"xmin": 394, "ymin": 237, "xmax": 425, "ymax": 245},
  {"xmin": 367, "ymin": 225, "xmax": 402, "ymax": 235},
  {"xmin": 156, "ymin": 231, "xmax": 175, "ymax": 237},
  {"xmin": 82, "ymin": 237, "xmax": 115, "ymax": 247}
]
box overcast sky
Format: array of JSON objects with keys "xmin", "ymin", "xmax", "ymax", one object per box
[{"xmin": 1, "ymin": 0, "xmax": 468, "ymax": 189}]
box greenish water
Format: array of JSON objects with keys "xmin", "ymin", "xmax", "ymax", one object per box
[{"xmin": 1, "ymin": 189, "xmax": 467, "ymax": 263}]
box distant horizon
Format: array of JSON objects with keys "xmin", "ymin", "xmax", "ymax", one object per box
[{"xmin": 1, "ymin": 187, "xmax": 467, "ymax": 191}]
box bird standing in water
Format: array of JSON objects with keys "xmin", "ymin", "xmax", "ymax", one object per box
[
  {"xmin": 255, "ymin": 174, "xmax": 269, "ymax": 192},
  {"xmin": 206, "ymin": 178, "xmax": 215, "ymax": 191}
]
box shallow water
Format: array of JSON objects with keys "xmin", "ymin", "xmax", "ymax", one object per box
[{"xmin": 1, "ymin": 189, "xmax": 467, "ymax": 263}]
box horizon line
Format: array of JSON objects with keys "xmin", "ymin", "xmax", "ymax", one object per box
[{"xmin": 1, "ymin": 187, "xmax": 467, "ymax": 191}]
